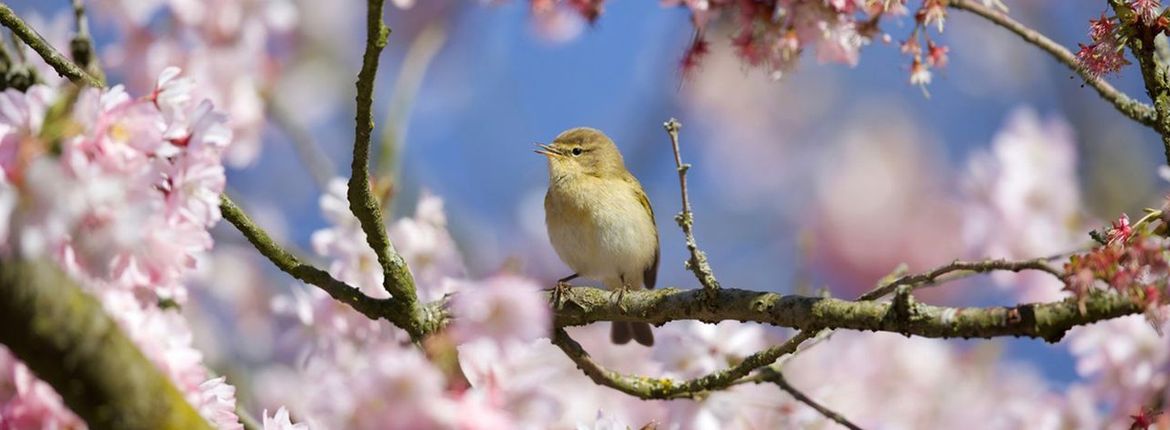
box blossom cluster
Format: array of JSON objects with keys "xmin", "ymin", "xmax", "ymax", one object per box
[
  {"xmin": 1064, "ymin": 215, "xmax": 1170, "ymax": 324},
  {"xmin": 1075, "ymin": 12, "xmax": 1131, "ymax": 78},
  {"xmin": 96, "ymin": 0, "xmax": 297, "ymax": 166},
  {"xmin": 527, "ymin": 0, "xmax": 1010, "ymax": 85},
  {"xmin": 0, "ymin": 67, "xmax": 253, "ymax": 429}
]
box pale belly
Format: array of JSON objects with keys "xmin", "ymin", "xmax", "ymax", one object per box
[{"xmin": 545, "ymin": 179, "xmax": 656, "ymax": 286}]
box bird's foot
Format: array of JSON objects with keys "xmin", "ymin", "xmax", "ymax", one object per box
[
  {"xmin": 550, "ymin": 281, "xmax": 573, "ymax": 309},
  {"xmin": 609, "ymin": 286, "xmax": 629, "ymax": 312}
]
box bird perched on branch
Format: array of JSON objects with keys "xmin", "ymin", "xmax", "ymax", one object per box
[{"xmin": 537, "ymin": 127, "xmax": 659, "ymax": 346}]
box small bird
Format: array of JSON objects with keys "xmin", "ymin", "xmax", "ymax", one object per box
[{"xmin": 537, "ymin": 127, "xmax": 659, "ymax": 346}]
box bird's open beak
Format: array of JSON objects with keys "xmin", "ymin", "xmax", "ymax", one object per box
[{"xmin": 534, "ymin": 143, "xmax": 561, "ymax": 158}]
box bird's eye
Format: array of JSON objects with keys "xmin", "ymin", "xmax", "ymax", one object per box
[{"xmin": 571, "ymin": 147, "xmax": 583, "ymax": 156}]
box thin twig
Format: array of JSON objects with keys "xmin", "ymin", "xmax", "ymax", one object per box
[
  {"xmin": 347, "ymin": 0, "xmax": 425, "ymax": 336},
  {"xmin": 551, "ymin": 328, "xmax": 818, "ymax": 399},
  {"xmin": 862, "ymin": 257, "xmax": 1062, "ymax": 300},
  {"xmin": 760, "ymin": 369, "xmax": 864, "ymax": 430},
  {"xmin": 947, "ymin": 0, "xmax": 1158, "ymax": 130},
  {"xmin": 0, "ymin": 2, "xmax": 101, "ymax": 87},
  {"xmin": 266, "ymin": 96, "xmax": 336, "ymax": 190},
  {"xmin": 218, "ymin": 194, "xmax": 410, "ymax": 326},
  {"xmin": 664, "ymin": 118, "xmax": 720, "ymax": 292}
]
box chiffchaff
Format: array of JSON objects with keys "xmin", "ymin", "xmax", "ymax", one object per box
[{"xmin": 537, "ymin": 127, "xmax": 659, "ymax": 346}]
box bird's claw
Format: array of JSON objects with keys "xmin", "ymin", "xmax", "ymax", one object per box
[
  {"xmin": 550, "ymin": 281, "xmax": 572, "ymax": 310},
  {"xmin": 609, "ymin": 286, "xmax": 629, "ymax": 312}
]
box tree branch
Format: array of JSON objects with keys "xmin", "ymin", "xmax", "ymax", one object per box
[
  {"xmin": 546, "ymin": 254, "xmax": 1089, "ymax": 400},
  {"xmin": 550, "ymin": 285, "xmax": 1138, "ymax": 342},
  {"xmin": 1107, "ymin": 0, "xmax": 1170, "ymax": 164},
  {"xmin": 551, "ymin": 328, "xmax": 819, "ymax": 399},
  {"xmin": 219, "ymin": 194, "xmax": 449, "ymax": 338},
  {"xmin": 0, "ymin": 2, "xmax": 101, "ymax": 88},
  {"xmin": 0, "ymin": 259, "xmax": 211, "ymax": 429},
  {"xmin": 758, "ymin": 368, "xmax": 863, "ymax": 430},
  {"xmin": 862, "ymin": 257, "xmax": 1061, "ymax": 300},
  {"xmin": 664, "ymin": 118, "xmax": 720, "ymax": 292},
  {"xmin": 347, "ymin": 0, "xmax": 425, "ymax": 334},
  {"xmin": 947, "ymin": 0, "xmax": 1159, "ymax": 130}
]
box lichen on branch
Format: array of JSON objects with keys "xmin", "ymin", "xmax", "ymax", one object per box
[{"xmin": 0, "ymin": 260, "xmax": 211, "ymax": 430}]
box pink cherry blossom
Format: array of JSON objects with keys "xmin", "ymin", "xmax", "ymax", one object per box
[
  {"xmin": 263, "ymin": 406, "xmax": 307, "ymax": 430},
  {"xmin": 449, "ymin": 275, "xmax": 551, "ymax": 345}
]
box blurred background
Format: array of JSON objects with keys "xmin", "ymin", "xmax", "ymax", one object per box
[{"xmin": 8, "ymin": 0, "xmax": 1165, "ymax": 402}]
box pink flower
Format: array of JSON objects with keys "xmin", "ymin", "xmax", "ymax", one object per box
[
  {"xmin": 311, "ymin": 178, "xmax": 385, "ymax": 298},
  {"xmin": 0, "ymin": 347, "xmax": 84, "ymax": 429},
  {"xmin": 388, "ymin": 192, "xmax": 467, "ymax": 301},
  {"xmin": 198, "ymin": 376, "xmax": 244, "ymax": 430},
  {"xmin": 263, "ymin": 407, "xmax": 307, "ymax": 430},
  {"xmin": 450, "ymin": 275, "xmax": 551, "ymax": 345},
  {"xmin": 161, "ymin": 151, "xmax": 227, "ymax": 227},
  {"xmin": 909, "ymin": 57, "xmax": 932, "ymax": 87},
  {"xmin": 1076, "ymin": 41, "xmax": 1129, "ymax": 77},
  {"xmin": 653, "ymin": 321, "xmax": 764, "ymax": 378},
  {"xmin": 1108, "ymin": 213, "xmax": 1133, "ymax": 245},
  {"xmin": 1130, "ymin": 0, "xmax": 1161, "ymax": 25},
  {"xmin": 1089, "ymin": 13, "xmax": 1118, "ymax": 42},
  {"xmin": 918, "ymin": 0, "xmax": 947, "ymax": 32},
  {"xmin": 926, "ymin": 41, "xmax": 949, "ymax": 68}
]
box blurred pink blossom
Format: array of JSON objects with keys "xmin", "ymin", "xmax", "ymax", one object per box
[
  {"xmin": 0, "ymin": 67, "xmax": 243, "ymax": 429},
  {"xmin": 99, "ymin": 0, "xmax": 296, "ymax": 166},
  {"xmin": 450, "ymin": 275, "xmax": 551, "ymax": 345},
  {"xmin": 263, "ymin": 406, "xmax": 307, "ymax": 430},
  {"xmin": 389, "ymin": 192, "xmax": 467, "ymax": 302},
  {"xmin": 0, "ymin": 347, "xmax": 84, "ymax": 429},
  {"xmin": 961, "ymin": 107, "xmax": 1085, "ymax": 302},
  {"xmin": 1068, "ymin": 315, "xmax": 1170, "ymax": 427}
]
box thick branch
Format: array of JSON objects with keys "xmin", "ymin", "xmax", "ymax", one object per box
[
  {"xmin": 348, "ymin": 0, "xmax": 424, "ymax": 330},
  {"xmin": 0, "ymin": 2, "xmax": 101, "ymax": 88},
  {"xmin": 551, "ymin": 286, "xmax": 1138, "ymax": 342},
  {"xmin": 664, "ymin": 118, "xmax": 720, "ymax": 291},
  {"xmin": 1109, "ymin": 0, "xmax": 1170, "ymax": 164},
  {"xmin": 948, "ymin": 0, "xmax": 1159, "ymax": 130},
  {"xmin": 0, "ymin": 260, "xmax": 210, "ymax": 429}
]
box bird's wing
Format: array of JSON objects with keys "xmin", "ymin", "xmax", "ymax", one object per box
[{"xmin": 633, "ymin": 180, "xmax": 660, "ymax": 290}]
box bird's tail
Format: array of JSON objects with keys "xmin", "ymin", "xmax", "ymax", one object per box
[{"xmin": 611, "ymin": 321, "xmax": 654, "ymax": 346}]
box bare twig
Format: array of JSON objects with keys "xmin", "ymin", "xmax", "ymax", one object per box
[
  {"xmin": 219, "ymin": 194, "xmax": 449, "ymax": 338},
  {"xmin": 947, "ymin": 0, "xmax": 1158, "ymax": 130},
  {"xmin": 347, "ymin": 0, "xmax": 427, "ymax": 337},
  {"xmin": 551, "ymin": 328, "xmax": 819, "ymax": 399},
  {"xmin": 759, "ymin": 369, "xmax": 864, "ymax": 430},
  {"xmin": 862, "ymin": 257, "xmax": 1062, "ymax": 301},
  {"xmin": 664, "ymin": 118, "xmax": 720, "ymax": 292},
  {"xmin": 0, "ymin": 2, "xmax": 101, "ymax": 87}
]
